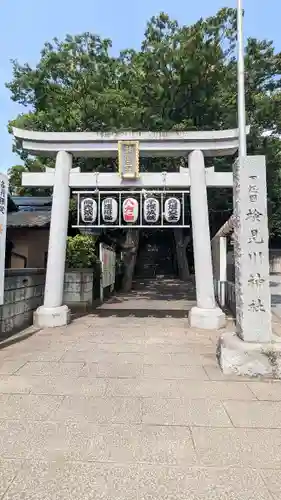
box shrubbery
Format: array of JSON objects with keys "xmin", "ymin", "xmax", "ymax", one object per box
[{"xmin": 66, "ymin": 234, "xmax": 97, "ymax": 269}]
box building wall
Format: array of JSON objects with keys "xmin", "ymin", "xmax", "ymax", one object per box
[{"xmin": 7, "ymin": 228, "xmax": 49, "ymax": 269}]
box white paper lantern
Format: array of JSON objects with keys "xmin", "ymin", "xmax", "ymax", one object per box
[
  {"xmin": 164, "ymin": 197, "xmax": 181, "ymax": 223},
  {"xmin": 123, "ymin": 197, "xmax": 139, "ymax": 223},
  {"xmin": 143, "ymin": 197, "xmax": 160, "ymax": 223},
  {"xmin": 102, "ymin": 197, "xmax": 118, "ymax": 223},
  {"xmin": 81, "ymin": 198, "xmax": 97, "ymax": 223}
]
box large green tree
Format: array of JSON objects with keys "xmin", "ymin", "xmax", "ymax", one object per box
[{"xmin": 6, "ymin": 8, "xmax": 281, "ymax": 263}]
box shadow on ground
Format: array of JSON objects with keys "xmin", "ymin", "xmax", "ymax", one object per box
[{"xmin": 91, "ymin": 278, "xmax": 196, "ymax": 319}]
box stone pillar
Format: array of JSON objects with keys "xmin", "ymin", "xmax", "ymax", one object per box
[
  {"xmin": 218, "ymin": 156, "xmax": 281, "ymax": 378},
  {"xmin": 188, "ymin": 150, "xmax": 225, "ymax": 329},
  {"xmin": 34, "ymin": 151, "xmax": 72, "ymax": 328},
  {"xmin": 233, "ymin": 156, "xmax": 272, "ymax": 342}
]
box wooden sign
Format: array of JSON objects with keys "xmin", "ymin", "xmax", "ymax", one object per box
[
  {"xmin": 0, "ymin": 173, "xmax": 8, "ymax": 305},
  {"xmin": 118, "ymin": 141, "xmax": 139, "ymax": 179}
]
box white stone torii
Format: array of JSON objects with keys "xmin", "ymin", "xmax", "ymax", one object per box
[{"xmin": 13, "ymin": 127, "xmax": 246, "ymax": 329}]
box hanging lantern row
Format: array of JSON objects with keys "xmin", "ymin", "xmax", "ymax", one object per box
[{"xmin": 80, "ymin": 196, "xmax": 182, "ymax": 224}]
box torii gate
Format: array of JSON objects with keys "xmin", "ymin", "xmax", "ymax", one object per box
[{"xmin": 13, "ymin": 127, "xmax": 247, "ymax": 329}]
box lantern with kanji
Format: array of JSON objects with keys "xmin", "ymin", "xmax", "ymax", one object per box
[
  {"xmin": 123, "ymin": 197, "xmax": 139, "ymax": 223},
  {"xmin": 102, "ymin": 197, "xmax": 118, "ymax": 223},
  {"xmin": 164, "ymin": 197, "xmax": 181, "ymax": 223},
  {"xmin": 143, "ymin": 197, "xmax": 160, "ymax": 223},
  {"xmin": 81, "ymin": 198, "xmax": 97, "ymax": 223}
]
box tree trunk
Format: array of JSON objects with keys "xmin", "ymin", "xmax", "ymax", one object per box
[
  {"xmin": 173, "ymin": 229, "xmax": 191, "ymax": 281},
  {"xmin": 121, "ymin": 229, "xmax": 140, "ymax": 292}
]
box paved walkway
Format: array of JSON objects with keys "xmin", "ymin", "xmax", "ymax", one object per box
[
  {"xmin": 100, "ymin": 277, "xmax": 196, "ymax": 315},
  {"xmin": 0, "ymin": 279, "xmax": 281, "ymax": 499},
  {"xmin": 271, "ymin": 273, "xmax": 281, "ymax": 323}
]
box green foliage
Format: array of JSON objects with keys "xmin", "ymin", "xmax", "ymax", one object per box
[
  {"xmin": 65, "ymin": 234, "xmax": 97, "ymax": 269},
  {"xmin": 8, "ymin": 165, "xmax": 27, "ymax": 195},
  {"xmin": 5, "ymin": 9, "xmax": 281, "ymax": 238},
  {"xmin": 68, "ymin": 197, "xmax": 78, "ymax": 226},
  {"xmin": 8, "ymin": 159, "xmax": 51, "ymax": 196}
]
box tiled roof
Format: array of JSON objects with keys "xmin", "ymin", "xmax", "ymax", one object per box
[
  {"xmin": 12, "ymin": 196, "xmax": 52, "ymax": 207},
  {"xmin": 7, "ymin": 210, "xmax": 51, "ymax": 228}
]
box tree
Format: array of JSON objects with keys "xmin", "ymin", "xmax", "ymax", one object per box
[
  {"xmin": 8, "ymin": 165, "xmax": 28, "ymax": 195},
  {"xmin": 8, "ymin": 158, "xmax": 52, "ymax": 196},
  {"xmin": 6, "ymin": 8, "xmax": 281, "ymax": 285}
]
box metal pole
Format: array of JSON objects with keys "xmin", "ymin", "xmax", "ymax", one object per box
[{"xmin": 237, "ymin": 0, "xmax": 247, "ymax": 158}]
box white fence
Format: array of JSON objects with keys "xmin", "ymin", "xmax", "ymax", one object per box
[
  {"xmin": 99, "ymin": 243, "xmax": 116, "ymax": 301},
  {"xmin": 214, "ymin": 279, "xmax": 236, "ymax": 316},
  {"xmin": 211, "ymin": 217, "xmax": 236, "ymax": 315}
]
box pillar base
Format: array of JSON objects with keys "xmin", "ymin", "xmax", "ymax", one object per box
[
  {"xmin": 218, "ymin": 332, "xmax": 281, "ymax": 378},
  {"xmin": 189, "ymin": 306, "xmax": 226, "ymax": 330},
  {"xmin": 34, "ymin": 305, "xmax": 70, "ymax": 328}
]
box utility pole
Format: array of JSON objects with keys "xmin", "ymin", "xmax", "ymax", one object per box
[{"xmin": 237, "ymin": 0, "xmax": 247, "ymax": 159}]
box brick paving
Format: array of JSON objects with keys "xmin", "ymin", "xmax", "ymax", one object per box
[{"xmin": 0, "ymin": 279, "xmax": 280, "ymax": 499}]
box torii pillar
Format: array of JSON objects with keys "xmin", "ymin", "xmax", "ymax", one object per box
[
  {"xmin": 34, "ymin": 151, "xmax": 72, "ymax": 328},
  {"xmin": 188, "ymin": 150, "xmax": 226, "ymax": 329}
]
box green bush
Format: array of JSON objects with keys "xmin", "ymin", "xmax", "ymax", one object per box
[{"xmin": 66, "ymin": 234, "xmax": 97, "ymax": 269}]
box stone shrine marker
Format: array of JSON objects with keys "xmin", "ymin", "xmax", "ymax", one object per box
[
  {"xmin": 218, "ymin": 156, "xmax": 280, "ymax": 379},
  {"xmin": 233, "ymin": 156, "xmax": 271, "ymax": 342}
]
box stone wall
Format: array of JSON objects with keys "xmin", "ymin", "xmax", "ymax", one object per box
[
  {"xmin": 63, "ymin": 269, "xmax": 95, "ymax": 308},
  {"xmin": 0, "ymin": 268, "xmax": 98, "ymax": 339},
  {"xmin": 0, "ymin": 269, "xmax": 45, "ymax": 339}
]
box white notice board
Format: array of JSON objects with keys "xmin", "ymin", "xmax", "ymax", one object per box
[{"xmin": 0, "ymin": 173, "xmax": 8, "ymax": 305}]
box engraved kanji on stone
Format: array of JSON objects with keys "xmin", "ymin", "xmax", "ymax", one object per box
[
  {"xmin": 246, "ymin": 208, "xmax": 263, "ymax": 222},
  {"xmin": 248, "ymin": 273, "xmax": 265, "ymax": 287},
  {"xmin": 248, "ymin": 251, "xmax": 263, "ymax": 262},
  {"xmin": 248, "ymin": 229, "xmax": 264, "ymax": 244},
  {"xmin": 248, "ymin": 299, "xmax": 266, "ymax": 312},
  {"xmin": 248, "ymin": 184, "xmax": 259, "ymax": 203}
]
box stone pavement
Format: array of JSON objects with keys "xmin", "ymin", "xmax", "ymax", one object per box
[
  {"xmin": 0, "ymin": 280, "xmax": 281, "ymax": 499},
  {"xmin": 271, "ymin": 273, "xmax": 281, "ymax": 323}
]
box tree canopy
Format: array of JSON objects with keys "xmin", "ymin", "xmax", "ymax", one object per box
[{"xmin": 6, "ymin": 7, "xmax": 281, "ymax": 239}]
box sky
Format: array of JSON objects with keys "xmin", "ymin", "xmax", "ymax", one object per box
[{"xmin": 0, "ymin": 0, "xmax": 281, "ymax": 172}]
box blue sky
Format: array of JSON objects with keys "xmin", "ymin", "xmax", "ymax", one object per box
[{"xmin": 0, "ymin": 0, "xmax": 280, "ymax": 172}]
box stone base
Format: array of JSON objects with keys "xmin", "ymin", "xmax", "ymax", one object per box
[
  {"xmin": 34, "ymin": 305, "xmax": 71, "ymax": 328},
  {"xmin": 189, "ymin": 306, "xmax": 226, "ymax": 330},
  {"xmin": 218, "ymin": 332, "xmax": 281, "ymax": 378}
]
